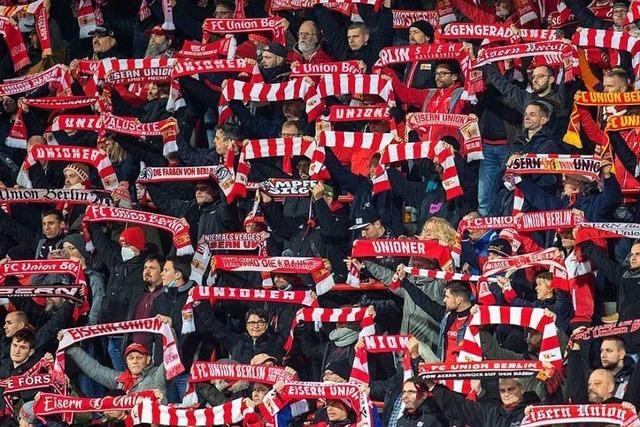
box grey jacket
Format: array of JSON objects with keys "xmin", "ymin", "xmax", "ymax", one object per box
[
  {"xmin": 364, "ymin": 260, "xmax": 445, "ymax": 354},
  {"xmin": 67, "ymin": 346, "xmax": 166, "ymax": 398}
]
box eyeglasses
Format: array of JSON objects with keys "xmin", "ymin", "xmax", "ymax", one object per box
[
  {"xmin": 214, "ymin": 10, "xmax": 234, "ymax": 17},
  {"xmin": 298, "ymin": 32, "xmax": 318, "ymax": 38},
  {"xmin": 434, "ymin": 71, "xmax": 453, "ymax": 77},
  {"xmin": 246, "ymin": 320, "xmax": 267, "ymax": 327}
]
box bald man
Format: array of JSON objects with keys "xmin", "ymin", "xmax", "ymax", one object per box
[{"xmin": 588, "ymin": 369, "xmax": 616, "ymax": 403}]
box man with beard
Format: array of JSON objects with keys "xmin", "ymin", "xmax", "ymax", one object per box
[
  {"xmin": 144, "ymin": 25, "xmax": 174, "ymax": 58},
  {"xmin": 260, "ymin": 42, "xmax": 291, "ymax": 83},
  {"xmin": 404, "ymin": 20, "xmax": 436, "ymax": 90},
  {"xmin": 292, "ymin": 20, "xmax": 333, "ymax": 64}
]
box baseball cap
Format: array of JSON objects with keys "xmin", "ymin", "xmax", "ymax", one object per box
[
  {"xmin": 124, "ymin": 343, "xmax": 149, "ymax": 357},
  {"xmin": 349, "ymin": 208, "xmax": 381, "ymax": 230}
]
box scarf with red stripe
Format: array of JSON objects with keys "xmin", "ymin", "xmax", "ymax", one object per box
[
  {"xmin": 458, "ymin": 210, "xmax": 584, "ymax": 234},
  {"xmin": 575, "ymin": 222, "xmax": 640, "ymax": 244},
  {"xmin": 49, "ymin": 113, "xmax": 178, "ymax": 157},
  {"xmin": 436, "ymin": 0, "xmax": 456, "ymax": 25},
  {"xmin": 76, "ymin": 0, "xmax": 97, "ymax": 39},
  {"xmin": 269, "ymin": 0, "xmax": 352, "ymax": 15},
  {"xmin": 0, "ymin": 64, "xmax": 71, "ymax": 96},
  {"xmin": 208, "ymin": 255, "xmax": 334, "ymax": 295},
  {"xmin": 181, "ymin": 286, "xmax": 318, "ymax": 334},
  {"xmin": 97, "ymin": 58, "xmax": 174, "ymax": 85},
  {"xmin": 133, "ymin": 397, "xmax": 248, "ymax": 426},
  {"xmin": 202, "ymin": 17, "xmax": 286, "ymax": 44},
  {"xmin": 175, "ymin": 39, "xmax": 233, "ymax": 59},
  {"xmin": 349, "ymin": 335, "xmax": 413, "ymax": 384},
  {"xmin": 82, "ymin": 205, "xmax": 193, "ymax": 255},
  {"xmin": 0, "ymin": 17, "xmax": 30, "ymax": 71},
  {"xmin": 290, "ymin": 60, "xmax": 362, "ymax": 77},
  {"xmin": 482, "ymin": 247, "xmax": 566, "ymax": 277},
  {"xmin": 405, "ymin": 112, "xmax": 482, "ymax": 161},
  {"xmin": 419, "ymin": 360, "xmax": 544, "ymax": 381},
  {"xmin": 505, "ymin": 154, "xmax": 602, "ymax": 184},
  {"xmin": 136, "ymin": 165, "xmax": 236, "ymax": 202},
  {"xmin": 392, "ymin": 10, "xmax": 439, "ymax": 29},
  {"xmin": 172, "ymin": 58, "xmax": 259, "ymax": 79},
  {"xmin": 569, "ymin": 318, "xmax": 640, "ymax": 350},
  {"xmin": 8, "ymin": 96, "xmax": 98, "ymax": 149},
  {"xmin": 306, "ymin": 74, "xmax": 396, "ymax": 121},
  {"xmin": 284, "ymin": 307, "xmax": 375, "ymax": 352},
  {"xmin": 441, "ymin": 24, "xmax": 556, "ymax": 43},
  {"xmin": 393, "ymin": 266, "xmax": 498, "ymax": 293},
  {"xmin": 56, "ymin": 317, "xmax": 183, "ymax": 383},
  {"xmin": 328, "ymin": 105, "xmax": 399, "ymax": 137},
  {"xmin": 16, "ymin": 145, "xmax": 118, "ymax": 190},
  {"xmin": 372, "ymin": 141, "xmax": 463, "ymax": 200},
  {"xmin": 520, "ymin": 404, "xmax": 639, "ymax": 427},
  {"xmin": 219, "ymin": 78, "xmax": 314, "ymax": 125},
  {"xmin": 0, "ymin": 0, "xmax": 51, "ymax": 57}
]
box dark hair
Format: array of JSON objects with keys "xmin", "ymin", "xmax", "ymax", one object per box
[
  {"xmin": 527, "ymin": 100, "xmax": 552, "ymax": 118},
  {"xmin": 435, "ymin": 59, "xmax": 462, "ymax": 77},
  {"xmin": 215, "ymin": 0, "xmax": 236, "ymax": 11},
  {"xmin": 245, "ymin": 308, "xmax": 269, "ymax": 323},
  {"xmin": 535, "ymin": 271, "xmax": 553, "ymax": 282},
  {"xmin": 602, "ymin": 336, "xmax": 627, "ymax": 349},
  {"xmin": 12, "ymin": 328, "xmax": 35, "ymax": 348},
  {"xmin": 145, "ymin": 254, "xmax": 166, "ymax": 266},
  {"xmin": 347, "ymin": 22, "xmax": 369, "ymax": 36},
  {"xmin": 216, "ymin": 123, "xmax": 243, "ymax": 141},
  {"xmin": 444, "ymin": 281, "xmax": 472, "ymax": 302},
  {"xmin": 166, "ymin": 255, "xmax": 191, "ymax": 282},
  {"xmin": 41, "ymin": 209, "xmax": 64, "ymax": 222},
  {"xmin": 533, "ymin": 64, "xmax": 556, "ymax": 78},
  {"xmin": 404, "ymin": 377, "xmax": 428, "ymax": 399}
]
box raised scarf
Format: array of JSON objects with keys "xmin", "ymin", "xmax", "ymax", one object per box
[
  {"xmin": 8, "ymin": 96, "xmax": 98, "ymax": 149},
  {"xmin": 571, "ymin": 318, "xmax": 640, "ymax": 344},
  {"xmin": 218, "ymin": 78, "xmax": 315, "ymax": 125},
  {"xmin": 171, "ymin": 58, "xmax": 258, "ymax": 79},
  {"xmin": 175, "ymin": 39, "xmax": 233, "ymax": 59},
  {"xmin": 82, "ymin": 205, "xmax": 193, "ymax": 255},
  {"xmin": 136, "ymin": 165, "xmax": 236, "ymax": 202},
  {"xmin": 505, "ymin": 154, "xmax": 603, "ymax": 184},
  {"xmin": 372, "ymin": 141, "xmax": 463, "ymax": 200},
  {"xmin": 190, "ymin": 362, "xmax": 298, "ymax": 384},
  {"xmin": 520, "ymin": 404, "xmax": 639, "ymax": 427},
  {"xmin": 0, "ymin": 64, "xmax": 70, "ymax": 96},
  {"xmin": 482, "ymin": 247, "xmax": 566, "ymax": 278},
  {"xmin": 49, "ymin": 114, "xmax": 178, "ymax": 157},
  {"xmin": 269, "ymin": 0, "xmax": 351, "ymax": 14},
  {"xmin": 349, "ymin": 335, "xmax": 413, "ymax": 384},
  {"xmin": 284, "ymin": 307, "xmax": 375, "ymax": 352},
  {"xmin": 441, "ymin": 24, "xmax": 556, "ymax": 43},
  {"xmin": 56, "ymin": 317, "xmax": 184, "ymax": 381},
  {"xmin": 392, "ymin": 10, "xmax": 438, "ymax": 29},
  {"xmin": 202, "ymin": 17, "xmax": 286, "ymax": 44},
  {"xmin": 76, "ymin": 0, "xmax": 97, "ymax": 39},
  {"xmin": 0, "ymin": 188, "xmax": 113, "ymax": 207},
  {"xmin": 0, "ymin": 17, "xmax": 30, "ymax": 71},
  {"xmin": 0, "ymin": 0, "xmax": 51, "ymax": 57},
  {"xmin": 17, "ymin": 145, "xmax": 118, "ymax": 190},
  {"xmin": 0, "ymin": 285, "xmax": 84, "ymax": 304},
  {"xmin": 97, "ymin": 58, "xmax": 175, "ymax": 85},
  {"xmin": 419, "ymin": 360, "xmax": 544, "ymax": 380},
  {"xmin": 306, "ymin": 74, "xmax": 395, "ymax": 121},
  {"xmin": 395, "ymin": 266, "xmax": 498, "ymax": 291},
  {"xmin": 405, "ymin": 112, "xmax": 482, "ymax": 161},
  {"xmin": 249, "ymin": 178, "xmax": 322, "ymax": 198},
  {"xmin": 436, "ymin": 0, "xmax": 456, "ymax": 25},
  {"xmin": 133, "ymin": 397, "xmax": 248, "ymax": 426},
  {"xmin": 208, "ymin": 255, "xmax": 334, "ymax": 295},
  {"xmin": 290, "ymin": 60, "xmax": 361, "ymax": 77},
  {"xmin": 458, "ymin": 210, "xmax": 584, "ymax": 233},
  {"xmin": 575, "ymin": 222, "xmax": 640, "ymax": 244}
]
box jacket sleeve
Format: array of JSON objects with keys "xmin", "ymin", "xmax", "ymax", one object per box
[
  {"xmin": 313, "ymin": 199, "xmax": 349, "ymax": 239},
  {"xmin": 579, "ymin": 241, "xmax": 625, "ymax": 285},
  {"xmin": 323, "ymin": 147, "xmax": 365, "ymax": 195},
  {"xmin": 431, "ymin": 384, "xmax": 496, "ymax": 426},
  {"xmin": 610, "ymin": 132, "xmax": 640, "ymax": 178},
  {"xmin": 176, "ymin": 114, "xmax": 218, "ymax": 167},
  {"xmin": 387, "ymin": 167, "xmax": 427, "ymax": 208},
  {"xmin": 624, "ymin": 363, "xmax": 640, "ymax": 407},
  {"xmin": 229, "ymin": 101, "xmax": 281, "ymax": 138},
  {"xmin": 357, "ymin": 3, "xmax": 393, "ymax": 64},
  {"xmin": 401, "ymin": 277, "xmax": 446, "ymax": 322},
  {"xmin": 87, "ymin": 222, "xmax": 123, "ymax": 272},
  {"xmin": 312, "ymin": 5, "xmax": 349, "ymax": 61},
  {"xmin": 67, "ymin": 346, "xmax": 119, "ymax": 389},
  {"xmin": 145, "ymin": 183, "xmax": 191, "ymax": 219},
  {"xmin": 483, "ymin": 63, "xmax": 531, "ymax": 113},
  {"xmin": 566, "ymin": 349, "xmax": 590, "ymax": 403},
  {"xmin": 0, "ymin": 209, "xmax": 39, "ymax": 253},
  {"xmin": 564, "ymin": 0, "xmax": 610, "ymax": 29},
  {"xmin": 390, "ymin": 72, "xmax": 429, "ymax": 109},
  {"xmin": 517, "ymin": 179, "xmax": 567, "ymax": 211},
  {"xmin": 32, "ymin": 303, "xmax": 73, "ymax": 352},
  {"xmin": 450, "ymin": 0, "xmax": 498, "ymax": 23}
]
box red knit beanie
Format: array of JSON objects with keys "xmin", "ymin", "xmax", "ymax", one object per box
[{"xmin": 119, "ymin": 227, "xmax": 145, "ymax": 251}]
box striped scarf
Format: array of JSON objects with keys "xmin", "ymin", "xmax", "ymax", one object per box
[
  {"xmin": 0, "ymin": 64, "xmax": 71, "ymax": 96},
  {"xmin": 133, "ymin": 397, "xmax": 248, "ymax": 426},
  {"xmin": 202, "ymin": 17, "xmax": 285, "ymax": 44},
  {"xmin": 0, "ymin": 17, "xmax": 30, "ymax": 71},
  {"xmin": 349, "ymin": 335, "xmax": 413, "ymax": 384},
  {"xmin": 441, "ymin": 24, "xmax": 556, "ymax": 43},
  {"xmin": 520, "ymin": 404, "xmax": 639, "ymax": 427}
]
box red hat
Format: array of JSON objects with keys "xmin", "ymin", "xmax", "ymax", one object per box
[
  {"xmin": 119, "ymin": 227, "xmax": 146, "ymax": 251},
  {"xmin": 145, "ymin": 24, "xmax": 173, "ymax": 38},
  {"xmin": 124, "ymin": 343, "xmax": 149, "ymax": 357}
]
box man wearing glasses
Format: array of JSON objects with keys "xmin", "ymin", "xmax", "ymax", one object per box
[
  {"xmin": 564, "ymin": 0, "xmax": 631, "ymax": 31},
  {"xmin": 292, "ymin": 20, "xmax": 333, "ymax": 64}
]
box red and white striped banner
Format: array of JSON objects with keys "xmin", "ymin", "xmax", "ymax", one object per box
[
  {"xmin": 350, "ymin": 335, "xmax": 413, "ymax": 384},
  {"xmin": 520, "ymin": 404, "xmax": 639, "ymax": 427},
  {"xmin": 133, "ymin": 397, "xmax": 248, "ymax": 426},
  {"xmin": 392, "ymin": 10, "xmax": 438, "ymax": 29},
  {"xmin": 202, "ymin": 17, "xmax": 286, "ymax": 43},
  {"xmin": 97, "ymin": 58, "xmax": 175, "ymax": 84},
  {"xmin": 0, "ymin": 65, "xmax": 70, "ymax": 96}
]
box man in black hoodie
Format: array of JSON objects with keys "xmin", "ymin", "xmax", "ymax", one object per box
[{"xmin": 0, "ymin": 208, "xmax": 66, "ymax": 260}]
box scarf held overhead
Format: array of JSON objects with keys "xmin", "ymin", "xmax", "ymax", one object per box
[
  {"xmin": 349, "ymin": 335, "xmax": 413, "ymax": 385},
  {"xmin": 133, "ymin": 397, "xmax": 248, "ymax": 426},
  {"xmin": 520, "ymin": 404, "xmax": 639, "ymax": 427}
]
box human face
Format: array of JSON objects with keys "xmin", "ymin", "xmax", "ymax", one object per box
[
  {"xmin": 147, "ymin": 83, "xmax": 159, "ymax": 101},
  {"xmin": 526, "ymin": 329, "xmax": 542, "ymax": 353},
  {"xmin": 559, "ymin": 231, "xmax": 575, "ymax": 250},
  {"xmin": 588, "ymin": 370, "xmax": 615, "ymax": 403},
  {"xmin": 495, "ymin": 0, "xmax": 515, "ymax": 18},
  {"xmin": 326, "ymin": 400, "xmax": 349, "ymax": 421},
  {"xmin": 443, "ymin": 289, "xmax": 461, "ymax": 312},
  {"xmin": 523, "ymin": 104, "xmax": 548, "ymax": 133},
  {"xmin": 62, "ymin": 242, "xmax": 83, "ymax": 262},
  {"xmin": 92, "ymin": 34, "xmax": 116, "ymax": 53},
  {"xmin": 252, "ymin": 383, "xmax": 271, "ymax": 404},
  {"xmin": 613, "ymin": 6, "xmax": 628, "ymax": 28},
  {"xmin": 126, "ymin": 351, "xmax": 150, "ymax": 376},
  {"xmin": 468, "ymin": 228, "xmax": 487, "ymax": 242},
  {"xmin": 361, "ymin": 221, "xmax": 383, "ymax": 239},
  {"xmin": 214, "ymin": 130, "xmax": 230, "ymax": 155},
  {"xmin": 282, "ymin": 100, "xmax": 305, "ymax": 121},
  {"xmin": 10, "ymin": 339, "xmax": 33, "ymax": 365},
  {"xmin": 64, "ymin": 169, "xmax": 83, "ymax": 188},
  {"xmin": 420, "ymin": 221, "xmax": 438, "ymax": 240},
  {"xmin": 245, "ymin": 222, "xmax": 264, "ymax": 233},
  {"xmin": 261, "ymin": 51, "xmax": 283, "ymax": 69},
  {"xmin": 145, "ymin": 35, "xmax": 169, "ymax": 58},
  {"xmin": 600, "ymin": 340, "xmax": 625, "ymax": 369},
  {"xmin": 4, "ymin": 313, "xmax": 25, "ymax": 338},
  {"xmin": 434, "ymin": 66, "xmax": 457, "ymax": 89},
  {"xmin": 297, "ymin": 159, "xmax": 310, "ymax": 179},
  {"xmin": 562, "ymin": 175, "xmax": 584, "ymax": 196},
  {"xmin": 246, "ymin": 314, "xmax": 268, "ymax": 338},
  {"xmin": 281, "ymin": 124, "xmax": 301, "ymax": 137},
  {"xmin": 161, "ymin": 260, "xmax": 180, "ymax": 286},
  {"xmin": 401, "ymin": 382, "xmax": 424, "ymax": 413},
  {"xmin": 195, "ymin": 183, "xmax": 215, "ymax": 204},
  {"xmin": 42, "ymin": 214, "xmax": 63, "ymax": 239},
  {"xmin": 499, "ymin": 379, "xmax": 524, "ymax": 406},
  {"xmin": 603, "ymin": 75, "xmax": 628, "ymax": 93},
  {"xmin": 629, "ymin": 243, "xmax": 640, "ymax": 270},
  {"xmin": 273, "ymin": 274, "xmax": 290, "ymax": 290},
  {"xmin": 368, "ymin": 120, "xmax": 389, "ymax": 133},
  {"xmin": 347, "ymin": 28, "xmax": 368, "ymax": 51},
  {"xmin": 535, "ymin": 278, "xmax": 553, "ymax": 300},
  {"xmin": 214, "ymin": 5, "xmax": 234, "ymax": 18},
  {"xmin": 143, "ymin": 260, "xmax": 162, "ymax": 287},
  {"xmin": 408, "ymin": 27, "xmax": 427, "ymax": 45},
  {"xmin": 45, "ymin": 297, "xmax": 63, "ymax": 312},
  {"xmin": 297, "ymin": 21, "xmax": 319, "ymax": 54},
  {"xmin": 531, "ymin": 66, "xmax": 554, "ymax": 95}
]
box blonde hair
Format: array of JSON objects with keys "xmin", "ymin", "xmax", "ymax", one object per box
[{"xmin": 420, "ymin": 217, "xmax": 458, "ymax": 248}]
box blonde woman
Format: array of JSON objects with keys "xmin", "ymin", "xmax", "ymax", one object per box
[{"xmin": 419, "ymin": 217, "xmax": 458, "ymax": 272}]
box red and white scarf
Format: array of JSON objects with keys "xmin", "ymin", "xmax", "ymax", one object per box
[
  {"xmin": 520, "ymin": 404, "xmax": 639, "ymax": 427},
  {"xmin": 202, "ymin": 17, "xmax": 286, "ymax": 44},
  {"xmin": 572, "ymin": 28, "xmax": 640, "ymax": 80},
  {"xmin": 209, "ymin": 255, "xmax": 334, "ymax": 295},
  {"xmin": 441, "ymin": 24, "xmax": 557, "ymax": 43},
  {"xmin": 82, "ymin": 205, "xmax": 193, "ymax": 255},
  {"xmin": 0, "ymin": 258, "xmax": 86, "ymax": 284},
  {"xmin": 575, "ymin": 222, "xmax": 640, "ymax": 244},
  {"xmin": 175, "ymin": 39, "xmax": 233, "ymax": 59},
  {"xmin": 405, "ymin": 112, "xmax": 483, "ymax": 161},
  {"xmin": 0, "ymin": 64, "xmax": 71, "ymax": 96},
  {"xmin": 56, "ymin": 317, "xmax": 183, "ymax": 380},
  {"xmin": 0, "ymin": 188, "xmax": 113, "ymax": 207},
  {"xmin": 76, "ymin": 0, "xmax": 97, "ymax": 39},
  {"xmin": 328, "ymin": 104, "xmax": 398, "ymax": 137},
  {"xmin": 249, "ymin": 178, "xmax": 322, "ymax": 198},
  {"xmin": 0, "ymin": 0, "xmax": 51, "ymax": 56},
  {"xmin": 419, "ymin": 360, "xmax": 544, "ymax": 381},
  {"xmin": 136, "ymin": 165, "xmax": 236, "ymax": 202},
  {"xmin": 97, "ymin": 58, "xmax": 175, "ymax": 85},
  {"xmin": 190, "ymin": 362, "xmax": 298, "ymax": 385},
  {"xmin": 133, "ymin": 397, "xmax": 248, "ymax": 426},
  {"xmin": 181, "ymin": 286, "xmax": 318, "ymax": 334},
  {"xmin": 350, "ymin": 335, "xmax": 413, "ymax": 384},
  {"xmin": 458, "ymin": 210, "xmax": 584, "ymax": 234},
  {"xmin": 8, "ymin": 96, "xmax": 98, "ymax": 149},
  {"xmin": 290, "ymin": 60, "xmax": 362, "ymax": 77},
  {"xmin": 482, "ymin": 247, "xmax": 566, "ymax": 278},
  {"xmin": 392, "ymin": 10, "xmax": 439, "ymax": 29},
  {"xmin": 268, "ymin": 0, "xmax": 381, "ymax": 12},
  {"xmin": 396, "ymin": 266, "xmax": 498, "ymax": 291},
  {"xmin": 373, "ymin": 141, "xmax": 463, "ymax": 200},
  {"xmin": 284, "ymin": 307, "xmax": 375, "ymax": 352},
  {"xmin": 306, "ymin": 74, "xmax": 395, "ymax": 121},
  {"xmin": 505, "ymin": 154, "xmax": 603, "ymax": 184},
  {"xmin": 171, "ymin": 58, "xmax": 258, "ymax": 79},
  {"xmin": 17, "ymin": 145, "xmax": 118, "ymax": 190},
  {"xmin": 219, "ymin": 78, "xmax": 314, "ymax": 125},
  {"xmin": 0, "ymin": 285, "xmax": 84, "ymax": 304},
  {"xmin": 571, "ymin": 318, "xmax": 640, "ymax": 343},
  {"xmin": 0, "ymin": 17, "xmax": 30, "ymax": 71}
]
